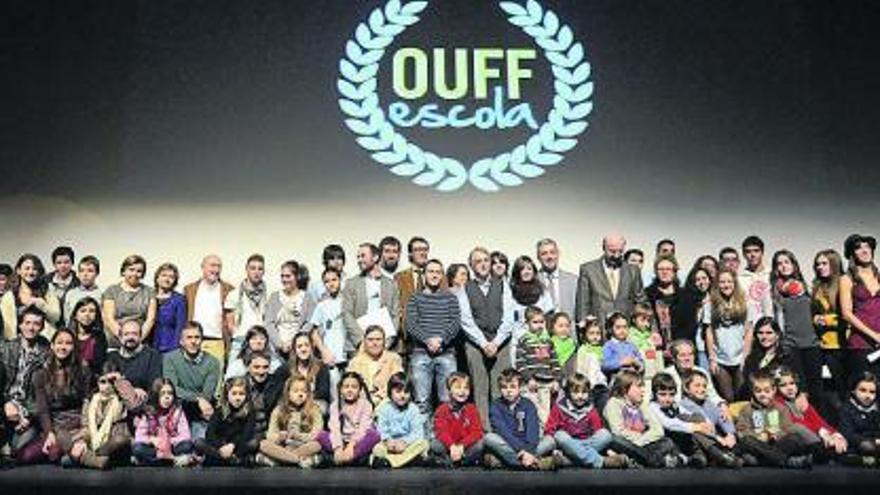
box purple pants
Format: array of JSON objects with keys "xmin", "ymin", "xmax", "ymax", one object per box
[{"xmin": 317, "ymin": 428, "xmax": 380, "ymax": 461}]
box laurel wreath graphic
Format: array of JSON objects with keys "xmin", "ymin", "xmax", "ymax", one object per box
[{"xmin": 337, "ymin": 0, "xmax": 593, "ymax": 192}]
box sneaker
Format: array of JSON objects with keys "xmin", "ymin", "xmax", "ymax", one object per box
[
  {"xmin": 552, "ymin": 450, "xmax": 571, "ymax": 468},
  {"xmin": 482, "ymin": 453, "xmax": 503, "ymax": 469},
  {"xmin": 255, "ymin": 453, "xmax": 277, "ymax": 468},
  {"xmin": 742, "ymin": 453, "xmax": 760, "ymax": 467},
  {"xmin": 784, "ymin": 454, "xmax": 813, "ymax": 470},
  {"xmin": 864, "ymin": 456, "xmax": 878, "ymax": 468},
  {"xmin": 298, "ymin": 454, "xmax": 321, "ymax": 469},
  {"xmin": 370, "ymin": 456, "xmax": 391, "ymax": 469},
  {"xmin": 601, "ymin": 454, "xmax": 630, "ymax": 469},
  {"xmin": 689, "ymin": 453, "xmax": 708, "ymax": 469},
  {"xmin": 663, "ymin": 454, "xmax": 681, "ymax": 469},
  {"xmin": 174, "ymin": 454, "xmax": 194, "ymax": 468},
  {"xmin": 60, "ymin": 455, "xmax": 75, "ymax": 469},
  {"xmin": 536, "ymin": 456, "xmax": 556, "ymax": 471},
  {"xmin": 718, "ymin": 453, "xmax": 743, "ymax": 470}
]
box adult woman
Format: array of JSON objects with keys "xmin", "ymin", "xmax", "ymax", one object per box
[
  {"xmin": 840, "ymin": 234, "xmax": 880, "ymax": 376},
  {"xmin": 1, "ymin": 254, "xmax": 62, "ymax": 340},
  {"xmin": 226, "ymin": 325, "xmax": 283, "ymax": 379},
  {"xmin": 289, "ymin": 332, "xmax": 331, "ymax": 413},
  {"xmin": 703, "ymin": 269, "xmax": 751, "ymax": 402},
  {"xmin": 68, "ymin": 297, "xmax": 107, "ymax": 378},
  {"xmin": 770, "ymin": 250, "xmax": 822, "ymax": 404},
  {"xmin": 741, "ymin": 317, "xmax": 801, "ymax": 396},
  {"xmin": 644, "ymin": 254, "xmax": 681, "ymax": 346},
  {"xmin": 265, "ymin": 260, "xmax": 316, "ymax": 355},
  {"xmin": 811, "ymin": 249, "xmax": 847, "ymax": 404},
  {"xmin": 152, "ymin": 263, "xmax": 187, "ymax": 354},
  {"xmin": 347, "ymin": 325, "xmax": 403, "ymax": 406},
  {"xmin": 672, "ymin": 267, "xmax": 713, "ymax": 367},
  {"xmin": 505, "ymin": 255, "xmax": 553, "ymax": 364},
  {"xmin": 17, "ymin": 328, "xmax": 91, "ymax": 465},
  {"xmin": 490, "ymin": 251, "xmax": 509, "ymax": 280},
  {"xmin": 102, "ymin": 255, "xmax": 156, "ymax": 349},
  {"xmin": 689, "ymin": 255, "xmax": 720, "ymax": 282}
]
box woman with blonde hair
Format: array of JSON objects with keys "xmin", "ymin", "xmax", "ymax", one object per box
[
  {"xmin": 811, "ymin": 249, "xmax": 847, "ymax": 406},
  {"xmin": 703, "ymin": 269, "xmax": 751, "ymax": 402}
]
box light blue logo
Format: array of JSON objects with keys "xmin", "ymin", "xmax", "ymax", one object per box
[{"xmin": 337, "ymin": 0, "xmax": 593, "ymax": 192}]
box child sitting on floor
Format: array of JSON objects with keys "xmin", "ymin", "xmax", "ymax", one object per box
[
  {"xmin": 372, "ymin": 372, "xmax": 429, "ymax": 468},
  {"xmin": 195, "ymin": 377, "xmax": 258, "ymax": 467},
  {"xmin": 317, "ymin": 371, "xmax": 380, "ymax": 466},
  {"xmin": 678, "ymin": 370, "xmax": 742, "ymax": 468},
  {"xmin": 257, "ymin": 376, "xmax": 323, "ymax": 468},
  {"xmin": 838, "ymin": 371, "xmax": 880, "ymax": 467},
  {"xmin": 430, "ymin": 372, "xmax": 484, "ymax": 467},
  {"xmin": 132, "ymin": 378, "xmax": 194, "ymax": 467},
  {"xmin": 602, "ymin": 313, "xmax": 644, "ymax": 377},
  {"xmin": 774, "ymin": 366, "xmax": 847, "ymax": 460}
]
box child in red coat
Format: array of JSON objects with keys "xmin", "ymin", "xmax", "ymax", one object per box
[
  {"xmin": 774, "ymin": 366, "xmax": 847, "ymax": 457},
  {"xmin": 430, "ymin": 372, "xmax": 484, "ymax": 467}
]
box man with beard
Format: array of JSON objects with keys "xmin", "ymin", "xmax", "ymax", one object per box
[
  {"xmin": 396, "ymin": 237, "xmax": 447, "ymax": 355},
  {"xmin": 536, "ymin": 238, "xmax": 578, "ymax": 318},
  {"xmin": 106, "ymin": 319, "xmax": 163, "ymax": 408},
  {"xmin": 575, "ymin": 234, "xmax": 646, "ymax": 326},
  {"xmin": 224, "ymin": 254, "xmax": 268, "ymax": 364},
  {"xmin": 379, "ymin": 236, "xmax": 402, "ymax": 279},
  {"xmin": 243, "ymin": 350, "xmax": 289, "ymax": 438},
  {"xmin": 1, "ymin": 307, "xmax": 51, "ymax": 457},
  {"xmin": 163, "ymin": 321, "xmax": 221, "ymax": 439},
  {"xmin": 342, "ymin": 243, "xmax": 400, "ymax": 357},
  {"xmin": 406, "ymin": 259, "xmax": 460, "ymax": 420}
]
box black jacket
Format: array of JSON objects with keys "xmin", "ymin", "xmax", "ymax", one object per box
[{"xmin": 838, "ymin": 397, "xmax": 880, "ymax": 449}]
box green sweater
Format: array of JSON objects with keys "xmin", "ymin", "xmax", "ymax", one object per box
[{"xmin": 162, "ymin": 349, "xmax": 221, "ymax": 403}]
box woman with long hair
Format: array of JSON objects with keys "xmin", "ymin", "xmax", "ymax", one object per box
[
  {"xmin": 265, "ymin": 260, "xmax": 316, "ymax": 355},
  {"xmin": 505, "ymin": 255, "xmax": 553, "ymax": 364},
  {"xmin": 68, "ymin": 297, "xmax": 107, "ymax": 378},
  {"xmin": 840, "ymin": 234, "xmax": 880, "ymax": 377},
  {"xmin": 703, "ymin": 269, "xmax": 750, "ymax": 402},
  {"xmin": 811, "ymin": 249, "xmax": 847, "ymax": 407},
  {"xmin": 1, "ymin": 254, "xmax": 61, "ymax": 340},
  {"xmin": 770, "ymin": 249, "xmax": 823, "ymax": 406}
]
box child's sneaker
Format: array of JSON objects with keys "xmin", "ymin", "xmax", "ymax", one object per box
[
  {"xmin": 784, "ymin": 454, "xmax": 813, "ymax": 470},
  {"xmin": 601, "ymin": 454, "xmax": 630, "ymax": 469},
  {"xmin": 719, "ymin": 453, "xmax": 743, "ymax": 470},
  {"xmin": 482, "ymin": 453, "xmax": 502, "ymax": 469},
  {"xmin": 689, "ymin": 452, "xmax": 708, "ymax": 469},
  {"xmin": 174, "ymin": 454, "xmax": 194, "ymax": 467},
  {"xmin": 863, "ymin": 456, "xmax": 877, "ymax": 468},
  {"xmin": 370, "ymin": 456, "xmax": 391, "ymax": 469},
  {"xmin": 298, "ymin": 454, "xmax": 320, "ymax": 469},
  {"xmin": 663, "ymin": 454, "xmax": 681, "ymax": 469},
  {"xmin": 254, "ymin": 453, "xmax": 276, "ymax": 467},
  {"xmin": 742, "ymin": 453, "xmax": 759, "ymax": 467},
  {"xmin": 536, "ymin": 456, "xmax": 556, "ymax": 471}
]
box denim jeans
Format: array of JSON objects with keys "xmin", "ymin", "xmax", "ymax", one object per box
[
  {"xmin": 552, "ymin": 429, "xmax": 612, "ymax": 468},
  {"xmin": 483, "ymin": 433, "xmax": 522, "ymax": 467},
  {"xmin": 409, "ymin": 349, "xmax": 457, "ymax": 418}
]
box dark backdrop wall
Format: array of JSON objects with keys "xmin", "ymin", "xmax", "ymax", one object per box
[{"xmin": 1, "ymin": 0, "xmax": 878, "ymax": 280}]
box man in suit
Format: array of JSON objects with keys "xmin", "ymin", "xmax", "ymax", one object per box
[
  {"xmin": 575, "ymin": 234, "xmax": 646, "ymax": 327},
  {"xmin": 341, "ymin": 242, "xmax": 401, "ymax": 357},
  {"xmin": 183, "ymin": 254, "xmax": 234, "ymax": 367},
  {"xmin": 536, "ymin": 238, "xmax": 578, "ymax": 317},
  {"xmin": 395, "ymin": 236, "xmax": 447, "ymax": 355}
]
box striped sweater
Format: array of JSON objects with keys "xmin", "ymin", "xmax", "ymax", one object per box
[{"xmin": 405, "ymin": 290, "xmax": 461, "ymax": 352}]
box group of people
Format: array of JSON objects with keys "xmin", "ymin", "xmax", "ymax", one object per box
[{"xmin": 1, "ymin": 231, "xmax": 880, "ymax": 471}]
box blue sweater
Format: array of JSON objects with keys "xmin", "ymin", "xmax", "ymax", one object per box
[
  {"xmin": 601, "ymin": 339, "xmax": 643, "ymax": 374},
  {"xmin": 489, "ymin": 397, "xmax": 540, "ymax": 454},
  {"xmin": 376, "ymin": 401, "xmax": 426, "ymax": 444}
]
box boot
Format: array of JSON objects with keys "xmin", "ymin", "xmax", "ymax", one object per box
[{"xmin": 81, "ymin": 451, "xmax": 110, "ymax": 470}]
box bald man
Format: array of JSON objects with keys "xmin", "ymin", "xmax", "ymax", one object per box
[
  {"xmin": 574, "ymin": 234, "xmax": 646, "ymax": 327},
  {"xmin": 184, "ymin": 255, "xmax": 234, "ymax": 366}
]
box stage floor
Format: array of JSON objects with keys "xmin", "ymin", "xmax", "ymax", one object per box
[{"xmin": 2, "ymin": 466, "xmax": 880, "ymax": 495}]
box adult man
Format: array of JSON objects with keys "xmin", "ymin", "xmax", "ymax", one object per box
[
  {"xmin": 396, "ymin": 237, "xmax": 446, "ymax": 354},
  {"xmin": 163, "ymin": 322, "xmax": 221, "ymax": 439},
  {"xmin": 224, "ymin": 254, "xmax": 268, "ymax": 362},
  {"xmin": 105, "ymin": 319, "xmax": 163, "ymax": 398},
  {"xmin": 535, "ymin": 238, "xmax": 577, "ymax": 317},
  {"xmin": 341, "ymin": 243, "xmax": 400, "ymax": 356},
  {"xmin": 718, "ymin": 247, "xmax": 740, "ymax": 273},
  {"xmin": 575, "ymin": 234, "xmax": 646, "ymax": 326},
  {"xmin": 738, "ymin": 235, "xmax": 773, "ymax": 320},
  {"xmin": 46, "ymin": 246, "xmax": 79, "ymax": 325},
  {"xmin": 184, "ymin": 254, "xmax": 234, "ymax": 365},
  {"xmin": 308, "ymin": 244, "xmax": 347, "ymax": 302},
  {"xmin": 406, "ymin": 259, "xmax": 460, "ymax": 419},
  {"xmin": 379, "ymin": 236, "xmax": 402, "ymax": 278},
  {"xmin": 462, "ymin": 247, "xmax": 512, "ymax": 430},
  {"xmin": 656, "ymin": 239, "xmax": 676, "ymax": 258},
  {"xmin": 63, "ymin": 255, "xmax": 101, "ymax": 326},
  {"xmin": 1, "ymin": 307, "xmax": 51, "ymax": 451}
]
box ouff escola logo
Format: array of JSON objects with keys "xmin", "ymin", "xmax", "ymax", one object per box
[{"xmin": 337, "ymin": 0, "xmax": 593, "ymax": 192}]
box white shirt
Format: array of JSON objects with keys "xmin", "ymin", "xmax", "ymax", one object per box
[
  {"xmin": 223, "ymin": 287, "xmax": 266, "ymax": 339},
  {"xmin": 738, "ymin": 266, "xmax": 773, "ymax": 323},
  {"xmin": 194, "ymin": 280, "xmax": 223, "ymax": 339},
  {"xmin": 365, "ymin": 276, "xmax": 382, "ymax": 313},
  {"xmin": 541, "ymin": 269, "xmax": 561, "ymax": 310}
]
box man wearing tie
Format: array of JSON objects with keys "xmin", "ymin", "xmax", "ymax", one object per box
[
  {"xmin": 536, "ymin": 238, "xmax": 578, "ymax": 318},
  {"xmin": 395, "ymin": 237, "xmax": 445, "ymax": 356},
  {"xmin": 575, "ymin": 234, "xmax": 646, "ymax": 327}
]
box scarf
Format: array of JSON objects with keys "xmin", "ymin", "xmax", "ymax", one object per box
[
  {"xmin": 776, "ymin": 278, "xmax": 806, "ymax": 298},
  {"xmin": 849, "ymin": 396, "xmax": 878, "ymax": 414},
  {"xmin": 241, "ymin": 280, "xmax": 267, "ymax": 310},
  {"xmin": 551, "ymin": 335, "xmax": 577, "ymax": 366},
  {"xmin": 88, "ymin": 392, "xmax": 123, "ymax": 451}
]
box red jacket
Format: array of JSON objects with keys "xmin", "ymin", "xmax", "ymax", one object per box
[
  {"xmin": 545, "ymin": 398, "xmax": 604, "ymax": 439},
  {"xmin": 774, "ymin": 396, "xmax": 836, "ymax": 435},
  {"xmin": 434, "ymin": 402, "xmax": 483, "ymax": 449}
]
